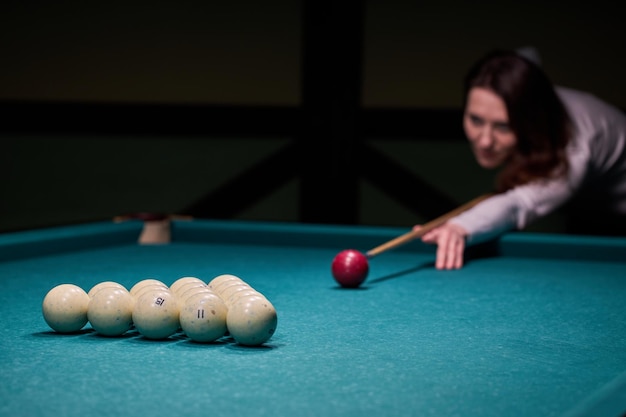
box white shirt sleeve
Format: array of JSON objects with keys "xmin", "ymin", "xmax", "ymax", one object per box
[{"xmin": 450, "ymin": 175, "xmax": 580, "ymax": 245}]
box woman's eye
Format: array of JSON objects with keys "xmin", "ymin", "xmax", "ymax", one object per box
[
  {"xmin": 469, "ymin": 115, "xmax": 483, "ymax": 126},
  {"xmin": 494, "ymin": 123, "xmax": 511, "ymax": 133}
]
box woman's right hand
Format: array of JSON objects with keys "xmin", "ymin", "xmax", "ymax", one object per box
[{"xmin": 413, "ymin": 222, "xmax": 469, "ymax": 270}]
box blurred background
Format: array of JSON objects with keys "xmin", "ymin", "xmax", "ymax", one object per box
[{"xmin": 1, "ymin": 1, "xmax": 624, "ymax": 233}]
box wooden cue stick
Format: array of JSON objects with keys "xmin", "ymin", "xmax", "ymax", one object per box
[{"xmin": 365, "ymin": 193, "xmax": 493, "ymax": 259}]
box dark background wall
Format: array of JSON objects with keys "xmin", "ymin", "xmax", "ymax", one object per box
[{"xmin": 1, "ymin": 1, "xmax": 624, "ymax": 233}]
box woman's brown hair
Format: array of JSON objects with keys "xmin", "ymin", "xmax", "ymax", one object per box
[{"xmin": 463, "ymin": 49, "xmax": 572, "ymax": 192}]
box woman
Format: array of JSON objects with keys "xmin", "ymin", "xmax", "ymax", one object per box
[{"xmin": 417, "ymin": 49, "xmax": 626, "ymax": 270}]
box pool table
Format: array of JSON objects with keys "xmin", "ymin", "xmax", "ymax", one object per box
[{"xmin": 1, "ymin": 219, "xmax": 625, "ymax": 417}]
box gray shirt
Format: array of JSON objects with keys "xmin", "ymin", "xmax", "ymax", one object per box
[{"xmin": 451, "ymin": 87, "xmax": 626, "ymax": 244}]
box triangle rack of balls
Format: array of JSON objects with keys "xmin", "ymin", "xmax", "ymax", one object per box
[{"xmin": 41, "ymin": 274, "xmax": 278, "ymax": 346}]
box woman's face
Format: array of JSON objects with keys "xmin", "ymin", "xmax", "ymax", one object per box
[{"xmin": 463, "ymin": 87, "xmax": 518, "ymax": 169}]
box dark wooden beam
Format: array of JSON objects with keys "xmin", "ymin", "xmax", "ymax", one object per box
[
  {"xmin": 183, "ymin": 142, "xmax": 300, "ymax": 219},
  {"xmin": 297, "ymin": 0, "xmax": 366, "ymax": 224},
  {"xmin": 0, "ymin": 101, "xmax": 299, "ymax": 137},
  {"xmin": 359, "ymin": 143, "xmax": 459, "ymax": 219},
  {"xmin": 0, "ymin": 100, "xmax": 463, "ymax": 139}
]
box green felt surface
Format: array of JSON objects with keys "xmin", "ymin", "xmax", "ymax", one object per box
[{"xmin": 0, "ymin": 220, "xmax": 625, "ymax": 417}]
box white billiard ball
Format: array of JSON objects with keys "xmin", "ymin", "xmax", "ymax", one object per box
[
  {"xmin": 219, "ymin": 283, "xmax": 253, "ymax": 304},
  {"xmin": 226, "ymin": 294, "xmax": 277, "ymax": 346},
  {"xmin": 87, "ymin": 287, "xmax": 135, "ymax": 336},
  {"xmin": 132, "ymin": 283, "xmax": 171, "ymax": 301},
  {"xmin": 169, "ymin": 276, "xmax": 205, "ymax": 295},
  {"xmin": 179, "ymin": 285, "xmax": 213, "ymax": 303},
  {"xmin": 172, "ymin": 280, "xmax": 206, "ymax": 298},
  {"xmin": 179, "ymin": 291, "xmax": 228, "ymax": 343},
  {"xmin": 207, "ymin": 274, "xmax": 244, "ymax": 292},
  {"xmin": 129, "ymin": 279, "xmax": 168, "ymax": 298},
  {"xmin": 42, "ymin": 284, "xmax": 90, "ymax": 333},
  {"xmin": 224, "ymin": 288, "xmax": 260, "ymax": 309},
  {"xmin": 87, "ymin": 281, "xmax": 127, "ymax": 298},
  {"xmin": 132, "ymin": 288, "xmax": 180, "ymax": 340},
  {"xmin": 213, "ymin": 279, "xmax": 249, "ymax": 298}
]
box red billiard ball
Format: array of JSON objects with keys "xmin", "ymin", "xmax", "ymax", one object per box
[{"xmin": 331, "ymin": 249, "xmax": 369, "ymax": 288}]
